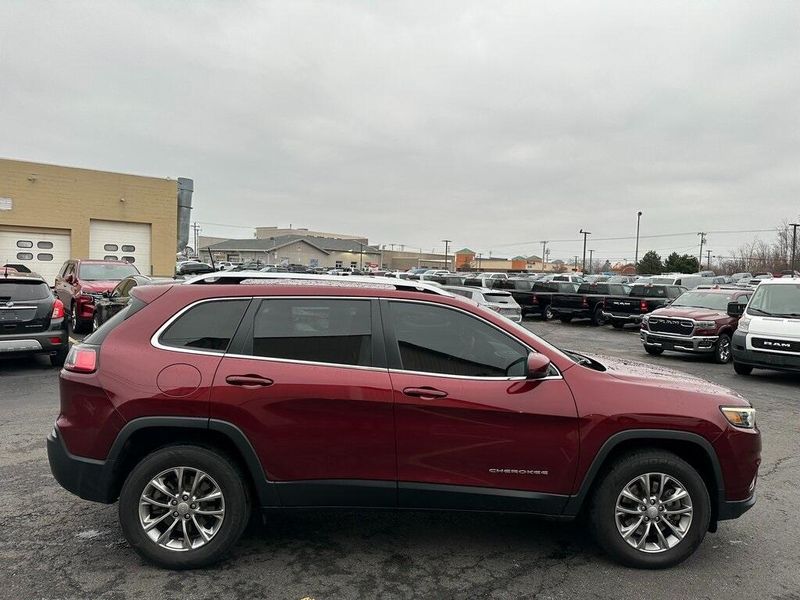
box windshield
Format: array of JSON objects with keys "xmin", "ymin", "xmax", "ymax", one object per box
[
  {"xmin": 672, "ymin": 291, "xmax": 738, "ymax": 311},
  {"xmin": 79, "ymin": 263, "xmax": 140, "ymax": 281},
  {"xmin": 483, "ymin": 293, "xmax": 514, "ymax": 304},
  {"xmin": 747, "ymin": 283, "xmax": 800, "ymax": 317}
]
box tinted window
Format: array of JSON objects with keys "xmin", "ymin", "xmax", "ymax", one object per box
[
  {"xmin": 577, "ymin": 283, "xmax": 608, "ymax": 294},
  {"xmin": 0, "ymin": 280, "xmax": 51, "ymax": 301},
  {"xmin": 160, "ymin": 299, "xmax": 249, "ymax": 353},
  {"xmin": 250, "ymin": 299, "xmax": 371, "ymax": 366},
  {"xmin": 37, "ymin": 253, "xmax": 54, "ymax": 261},
  {"xmin": 389, "ymin": 302, "xmax": 527, "ymax": 377},
  {"xmin": 104, "ymin": 244, "xmax": 119, "ymax": 252},
  {"xmin": 121, "ymin": 244, "xmax": 136, "ymax": 252},
  {"xmin": 37, "ymin": 241, "xmax": 54, "ymax": 249},
  {"xmin": 16, "ymin": 240, "xmax": 33, "ymax": 248}
]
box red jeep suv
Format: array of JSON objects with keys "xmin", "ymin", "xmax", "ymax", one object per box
[{"xmin": 47, "ymin": 273, "xmax": 760, "ymax": 570}]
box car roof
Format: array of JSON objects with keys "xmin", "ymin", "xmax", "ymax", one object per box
[
  {"xmin": 753, "ymin": 277, "xmax": 800, "ymax": 285},
  {"xmin": 76, "ymin": 259, "xmax": 133, "ymax": 265},
  {"xmin": 0, "ymin": 271, "xmax": 47, "ymax": 283}
]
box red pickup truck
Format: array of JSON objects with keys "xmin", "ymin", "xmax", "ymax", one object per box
[{"xmin": 641, "ymin": 287, "xmax": 753, "ymax": 363}]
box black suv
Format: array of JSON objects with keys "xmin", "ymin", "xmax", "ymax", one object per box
[{"xmin": 0, "ymin": 270, "xmax": 69, "ymax": 366}]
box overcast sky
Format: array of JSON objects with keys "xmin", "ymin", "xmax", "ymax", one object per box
[{"xmin": 1, "ymin": 1, "xmax": 798, "ymax": 263}]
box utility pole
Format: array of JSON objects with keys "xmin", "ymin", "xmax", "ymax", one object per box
[
  {"xmin": 698, "ymin": 232, "xmax": 707, "ymax": 268},
  {"xmin": 635, "ymin": 211, "xmax": 643, "ymax": 266},
  {"xmin": 574, "ymin": 255, "xmax": 579, "ymax": 270},
  {"xmin": 541, "ymin": 241, "xmax": 548, "ymax": 271},
  {"xmin": 359, "ymin": 242, "xmax": 364, "ymax": 270},
  {"xmin": 441, "ymin": 239, "xmax": 452, "ymax": 271},
  {"xmin": 477, "ymin": 252, "xmax": 482, "ymax": 271},
  {"xmin": 790, "ymin": 223, "xmax": 799, "ymax": 274},
  {"xmin": 588, "ymin": 250, "xmax": 594, "ymax": 275},
  {"xmin": 192, "ymin": 222, "xmax": 201, "ymax": 258},
  {"xmin": 579, "ymin": 229, "xmax": 591, "ymax": 273},
  {"xmin": 706, "ymin": 249, "xmax": 712, "ymax": 271}
]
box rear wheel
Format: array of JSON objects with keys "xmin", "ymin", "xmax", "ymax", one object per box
[
  {"xmin": 591, "ymin": 306, "xmax": 607, "ymax": 326},
  {"xmin": 733, "ymin": 362, "xmax": 753, "ymax": 375},
  {"xmin": 70, "ymin": 304, "xmax": 90, "ymax": 334},
  {"xmin": 119, "ymin": 445, "xmax": 251, "ymax": 569},
  {"xmin": 644, "ymin": 346, "xmax": 664, "ymax": 356},
  {"xmin": 542, "ymin": 306, "xmax": 554, "ymax": 321},
  {"xmin": 714, "ymin": 334, "xmax": 732, "ymax": 364},
  {"xmin": 589, "ymin": 450, "xmax": 710, "ymax": 569}
]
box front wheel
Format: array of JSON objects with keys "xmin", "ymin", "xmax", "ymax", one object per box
[
  {"xmin": 119, "ymin": 445, "xmax": 251, "ymax": 569},
  {"xmin": 733, "ymin": 362, "xmax": 753, "ymax": 375},
  {"xmin": 714, "ymin": 334, "xmax": 732, "ymax": 364},
  {"xmin": 589, "ymin": 450, "xmax": 710, "ymax": 569},
  {"xmin": 591, "ymin": 307, "xmax": 607, "ymax": 326},
  {"xmin": 542, "ymin": 306, "xmax": 554, "ymax": 321}
]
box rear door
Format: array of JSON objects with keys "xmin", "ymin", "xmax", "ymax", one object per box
[{"xmin": 210, "ymin": 296, "xmax": 396, "ymax": 506}]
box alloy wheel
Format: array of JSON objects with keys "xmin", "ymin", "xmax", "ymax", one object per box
[
  {"xmin": 614, "ymin": 472, "xmax": 693, "ymax": 553},
  {"xmin": 138, "ymin": 466, "xmax": 225, "ymax": 552},
  {"xmin": 717, "ymin": 337, "xmax": 731, "ymax": 363}
]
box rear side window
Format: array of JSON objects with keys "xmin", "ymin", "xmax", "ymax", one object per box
[
  {"xmin": 159, "ymin": 299, "xmax": 249, "ymax": 353},
  {"xmin": 0, "ymin": 280, "xmax": 51, "ymax": 301},
  {"xmin": 249, "ymin": 299, "xmax": 372, "ymax": 366}
]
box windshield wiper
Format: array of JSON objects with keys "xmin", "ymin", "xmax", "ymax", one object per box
[{"xmin": 746, "ymin": 307, "xmax": 775, "ymax": 316}]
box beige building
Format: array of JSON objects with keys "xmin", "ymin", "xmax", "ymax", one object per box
[
  {"xmin": 256, "ymin": 226, "xmax": 367, "ymax": 244},
  {"xmin": 0, "ymin": 158, "xmax": 190, "ymax": 281}
]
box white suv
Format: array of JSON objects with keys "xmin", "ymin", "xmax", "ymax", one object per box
[{"xmin": 732, "ymin": 278, "xmax": 800, "ymax": 375}]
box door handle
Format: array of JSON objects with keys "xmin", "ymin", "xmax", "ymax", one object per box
[
  {"xmin": 225, "ymin": 374, "xmax": 274, "ymax": 387},
  {"xmin": 403, "ymin": 386, "xmax": 448, "ymax": 400}
]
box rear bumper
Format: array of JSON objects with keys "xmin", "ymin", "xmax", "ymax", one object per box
[
  {"xmin": 732, "ymin": 330, "xmax": 800, "ymax": 372},
  {"xmin": 47, "ymin": 425, "xmax": 117, "ymax": 503},
  {"xmin": 0, "ymin": 319, "xmax": 68, "ymax": 357},
  {"xmin": 640, "ymin": 330, "xmax": 719, "ymax": 353},
  {"xmin": 718, "ymin": 493, "xmax": 756, "ymax": 521},
  {"xmin": 552, "ymin": 307, "xmax": 591, "ymax": 319},
  {"xmin": 602, "ymin": 312, "xmax": 642, "ymax": 323}
]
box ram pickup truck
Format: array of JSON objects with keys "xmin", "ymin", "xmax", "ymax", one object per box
[
  {"xmin": 509, "ymin": 281, "xmax": 580, "ymax": 319},
  {"xmin": 640, "ymin": 287, "xmax": 752, "ymax": 363},
  {"xmin": 602, "ymin": 284, "xmax": 686, "ymax": 328},
  {"xmin": 550, "ymin": 282, "xmax": 631, "ymax": 325}
]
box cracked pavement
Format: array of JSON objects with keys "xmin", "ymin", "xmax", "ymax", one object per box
[{"xmin": 1, "ymin": 321, "xmax": 798, "ymax": 599}]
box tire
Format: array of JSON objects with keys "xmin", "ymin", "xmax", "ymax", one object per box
[
  {"xmin": 93, "ymin": 312, "xmax": 102, "ymax": 332},
  {"xmin": 733, "ymin": 362, "xmax": 753, "ymax": 376},
  {"xmin": 589, "ymin": 450, "xmax": 710, "ymax": 569},
  {"xmin": 559, "ymin": 316, "xmax": 572, "ymax": 323},
  {"xmin": 50, "ymin": 345, "xmax": 68, "ymax": 367},
  {"xmin": 119, "ymin": 445, "xmax": 251, "ymax": 569},
  {"xmin": 590, "ymin": 307, "xmax": 606, "ymax": 327},
  {"xmin": 644, "ymin": 346, "xmax": 664, "ymax": 356},
  {"xmin": 611, "ymin": 322, "xmax": 625, "ymax": 329},
  {"xmin": 714, "ymin": 334, "xmax": 732, "ymax": 364},
  {"xmin": 542, "ymin": 306, "xmax": 554, "ymax": 321},
  {"xmin": 70, "ymin": 303, "xmax": 90, "ymax": 334}
]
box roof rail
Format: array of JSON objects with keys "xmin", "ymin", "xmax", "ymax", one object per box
[{"xmin": 182, "ymin": 271, "xmax": 453, "ymax": 296}]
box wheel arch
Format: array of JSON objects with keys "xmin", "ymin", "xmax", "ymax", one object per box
[
  {"xmin": 563, "ymin": 430, "xmax": 724, "ymax": 527},
  {"xmin": 106, "ymin": 417, "xmax": 279, "ymax": 507}
]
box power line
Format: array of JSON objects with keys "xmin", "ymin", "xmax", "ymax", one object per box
[{"xmin": 490, "ymin": 228, "xmax": 777, "ymax": 248}]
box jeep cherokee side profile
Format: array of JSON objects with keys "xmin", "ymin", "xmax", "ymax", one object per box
[{"xmin": 47, "ymin": 273, "xmax": 760, "ymax": 570}]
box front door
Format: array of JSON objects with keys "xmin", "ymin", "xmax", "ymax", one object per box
[
  {"xmin": 211, "ymin": 296, "xmax": 396, "ymax": 507},
  {"xmin": 383, "ymin": 300, "xmax": 579, "ymax": 513}
]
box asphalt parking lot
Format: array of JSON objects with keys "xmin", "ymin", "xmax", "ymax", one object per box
[{"xmin": 1, "ymin": 321, "xmax": 798, "ymax": 600}]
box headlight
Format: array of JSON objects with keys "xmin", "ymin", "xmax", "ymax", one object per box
[
  {"xmin": 737, "ymin": 315, "xmax": 751, "ymax": 333},
  {"xmin": 695, "ymin": 320, "xmax": 716, "ymax": 329},
  {"xmin": 720, "ymin": 406, "xmax": 756, "ymax": 429}
]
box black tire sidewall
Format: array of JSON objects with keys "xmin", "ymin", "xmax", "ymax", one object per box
[
  {"xmin": 590, "ymin": 451, "xmax": 710, "ymax": 569},
  {"xmin": 119, "ymin": 445, "xmax": 250, "ymax": 569}
]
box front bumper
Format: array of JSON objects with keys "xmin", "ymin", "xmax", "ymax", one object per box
[
  {"xmin": 47, "ymin": 425, "xmax": 117, "ymax": 503},
  {"xmin": 0, "ymin": 319, "xmax": 68, "ymax": 357},
  {"xmin": 602, "ymin": 311, "xmax": 642, "ymax": 323},
  {"xmin": 732, "ymin": 330, "xmax": 800, "ymax": 372},
  {"xmin": 640, "ymin": 330, "xmax": 719, "ymax": 354}
]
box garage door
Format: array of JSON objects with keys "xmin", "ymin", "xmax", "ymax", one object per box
[
  {"xmin": 89, "ymin": 220, "xmax": 152, "ymax": 275},
  {"xmin": 0, "ymin": 228, "xmax": 71, "ymax": 286}
]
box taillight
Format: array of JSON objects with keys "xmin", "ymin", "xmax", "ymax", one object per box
[
  {"xmin": 640, "ymin": 299, "xmax": 648, "ymax": 312},
  {"xmin": 51, "ymin": 298, "xmax": 65, "ymax": 319},
  {"xmin": 64, "ymin": 346, "xmax": 97, "ymax": 373},
  {"xmin": 532, "ymin": 296, "xmax": 539, "ymax": 305},
  {"xmin": 581, "ymin": 296, "xmax": 588, "ymax": 307}
]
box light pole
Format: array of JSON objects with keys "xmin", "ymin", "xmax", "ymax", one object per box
[
  {"xmin": 706, "ymin": 249, "xmax": 712, "ymax": 271},
  {"xmin": 541, "ymin": 241, "xmax": 548, "ymax": 271},
  {"xmin": 698, "ymin": 232, "xmax": 707, "ymax": 267},
  {"xmin": 442, "ymin": 239, "xmax": 452, "ymax": 271},
  {"xmin": 790, "ymin": 223, "xmax": 799, "ymax": 274},
  {"xmin": 588, "ymin": 249, "xmax": 594, "ymax": 275},
  {"xmin": 579, "ymin": 229, "xmax": 591, "ymax": 273},
  {"xmin": 634, "ymin": 211, "xmax": 643, "ymax": 266}
]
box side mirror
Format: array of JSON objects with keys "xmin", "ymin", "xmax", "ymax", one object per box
[
  {"xmin": 727, "ymin": 302, "xmax": 745, "ymax": 317},
  {"xmin": 65, "ymin": 274, "xmax": 75, "ymax": 285},
  {"xmin": 525, "ymin": 352, "xmax": 552, "ymax": 379}
]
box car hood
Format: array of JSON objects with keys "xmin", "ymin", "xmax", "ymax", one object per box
[
  {"xmin": 79, "ymin": 280, "xmax": 120, "ymax": 293},
  {"xmin": 650, "ymin": 306, "xmax": 726, "ymax": 320},
  {"xmin": 592, "ymin": 354, "xmax": 744, "ymax": 399}
]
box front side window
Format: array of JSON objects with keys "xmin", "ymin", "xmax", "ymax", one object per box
[
  {"xmin": 389, "ymin": 302, "xmax": 528, "ymax": 377},
  {"xmin": 159, "ymin": 299, "xmax": 249, "ymax": 353},
  {"xmin": 250, "ymin": 299, "xmax": 372, "ymax": 366}
]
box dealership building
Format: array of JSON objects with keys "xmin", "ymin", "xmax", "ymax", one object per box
[{"xmin": 0, "ymin": 158, "xmax": 192, "ymax": 282}]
